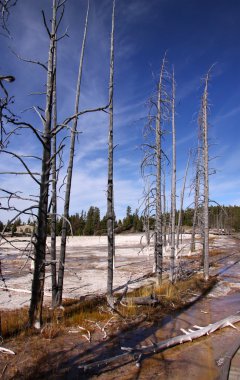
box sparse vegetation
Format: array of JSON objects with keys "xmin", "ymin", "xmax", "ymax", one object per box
[{"xmin": 0, "ymin": 274, "xmax": 216, "ymax": 340}]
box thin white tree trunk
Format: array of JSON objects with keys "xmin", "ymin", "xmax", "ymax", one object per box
[
  {"xmin": 176, "ymin": 152, "xmax": 190, "ymax": 250},
  {"xmin": 146, "ymin": 179, "xmax": 150, "ymax": 247},
  {"xmin": 170, "ymin": 68, "xmax": 176, "ymax": 282},
  {"xmin": 162, "ymin": 166, "xmax": 167, "ymax": 248},
  {"xmin": 190, "ymin": 144, "xmax": 200, "ymax": 252},
  {"xmin": 56, "ymin": 0, "xmax": 90, "ymax": 306},
  {"xmin": 155, "ymin": 56, "xmax": 166, "ymax": 285},
  {"xmin": 107, "ymin": 0, "xmax": 115, "ymax": 298},
  {"xmin": 203, "ymin": 71, "xmax": 210, "ymax": 280}
]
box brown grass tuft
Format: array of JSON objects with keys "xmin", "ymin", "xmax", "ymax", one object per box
[
  {"xmin": 210, "ymin": 249, "xmax": 225, "ymax": 256},
  {"xmin": 0, "ymin": 307, "xmax": 29, "ymax": 338},
  {"xmin": 40, "ymin": 323, "xmax": 61, "ymax": 340}
]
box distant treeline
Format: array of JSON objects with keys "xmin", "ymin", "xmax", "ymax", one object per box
[
  {"xmin": 179, "ymin": 205, "xmax": 240, "ymax": 232},
  {"xmin": 63, "ymin": 205, "xmax": 145, "ymax": 236},
  {"xmin": 1, "ymin": 205, "xmax": 240, "ymax": 235},
  {"xmin": 0, "ymin": 206, "xmax": 144, "ymax": 236}
]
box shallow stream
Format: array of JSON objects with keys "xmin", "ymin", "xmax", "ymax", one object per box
[{"xmin": 88, "ymin": 237, "xmax": 240, "ymax": 380}]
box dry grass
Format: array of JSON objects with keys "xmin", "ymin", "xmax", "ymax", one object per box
[
  {"xmin": 40, "ymin": 323, "xmax": 61, "ymax": 340},
  {"xmin": 0, "ymin": 275, "xmax": 216, "ymax": 340},
  {"xmin": 210, "ymin": 249, "xmax": 225, "ymax": 257},
  {"xmin": 126, "ymin": 275, "xmax": 209, "ymax": 300},
  {"xmin": 0, "ymin": 296, "xmax": 111, "ymax": 339},
  {"xmin": 117, "ymin": 275, "xmax": 216, "ymax": 319},
  {"xmin": 63, "ymin": 297, "xmax": 111, "ymax": 327},
  {"xmin": 0, "ymin": 307, "xmax": 29, "ymax": 338}
]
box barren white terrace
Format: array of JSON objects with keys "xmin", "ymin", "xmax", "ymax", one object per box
[{"xmin": 0, "ymin": 233, "xmax": 201, "ymax": 310}]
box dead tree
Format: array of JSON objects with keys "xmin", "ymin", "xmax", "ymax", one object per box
[
  {"xmin": 55, "ymin": 0, "xmax": 109, "ymax": 305},
  {"xmin": 170, "ymin": 67, "xmax": 176, "ymax": 282},
  {"xmin": 201, "ymin": 69, "xmax": 211, "ymax": 281},
  {"xmin": 154, "ymin": 57, "xmax": 166, "ymax": 285},
  {"xmin": 107, "ymin": 0, "xmax": 115, "ymax": 299},
  {"xmin": 55, "ymin": 0, "xmax": 90, "ymax": 306},
  {"xmin": 0, "ymin": 0, "xmax": 66, "ymax": 322},
  {"xmin": 0, "ymin": 75, "xmax": 15, "ymax": 148},
  {"xmin": 1, "ymin": 0, "xmax": 109, "ymax": 320},
  {"xmin": 141, "ymin": 55, "xmax": 169, "ymax": 284},
  {"xmin": 190, "ymin": 142, "xmax": 201, "ymax": 252},
  {"xmin": 50, "ymin": 29, "xmax": 58, "ymax": 305},
  {"xmin": 162, "ymin": 164, "xmax": 167, "ymax": 248},
  {"xmin": 80, "ymin": 312, "xmax": 240, "ymax": 371},
  {"xmin": 144, "ymin": 179, "xmax": 151, "ymax": 247},
  {"xmin": 29, "ymin": 0, "xmax": 58, "ymax": 328},
  {"xmin": 176, "ymin": 152, "xmax": 190, "ymax": 250},
  {"xmin": 0, "ymin": 0, "xmax": 18, "ymax": 35}
]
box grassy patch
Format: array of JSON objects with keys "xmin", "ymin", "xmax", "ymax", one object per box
[
  {"xmin": 210, "ymin": 249, "xmax": 225, "ymax": 256},
  {"xmin": 0, "ymin": 275, "xmax": 216, "ymax": 340},
  {"xmin": 117, "ymin": 275, "xmax": 216, "ymax": 319},
  {"xmin": 0, "ymin": 307, "xmax": 29, "ymax": 338},
  {"xmin": 0, "ymin": 296, "xmax": 111, "ymax": 339}
]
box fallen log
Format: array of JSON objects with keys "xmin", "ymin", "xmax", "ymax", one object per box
[
  {"xmin": 79, "ymin": 312, "xmax": 240, "ymax": 372},
  {"xmin": 121, "ymin": 313, "xmax": 240, "ymax": 356},
  {"xmin": 0, "ymin": 347, "xmax": 15, "ymax": 355},
  {"xmin": 121, "ymin": 295, "xmax": 160, "ymax": 306}
]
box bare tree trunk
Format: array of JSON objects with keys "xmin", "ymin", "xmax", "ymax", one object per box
[
  {"xmin": 107, "ymin": 0, "xmax": 115, "ymax": 298},
  {"xmin": 29, "ymin": 0, "xmax": 57, "ymax": 327},
  {"xmin": 216, "ymin": 213, "xmax": 220, "ymax": 232},
  {"xmin": 202, "ymin": 71, "xmax": 210, "ymax": 281},
  {"xmin": 145, "ymin": 179, "xmax": 150, "ymax": 247},
  {"xmin": 50, "ymin": 30, "xmax": 58, "ymax": 306},
  {"xmin": 56, "ymin": 0, "xmax": 90, "ymax": 306},
  {"xmin": 190, "ymin": 145, "xmax": 200, "ymax": 252},
  {"xmin": 155, "ymin": 56, "xmax": 165, "ymax": 285},
  {"xmin": 176, "ymin": 152, "xmax": 190, "ymax": 250},
  {"xmin": 162, "ymin": 166, "xmax": 167, "ymax": 248},
  {"xmin": 146, "ymin": 181, "xmax": 151, "ymax": 261},
  {"xmin": 170, "ymin": 68, "xmax": 176, "ymax": 282}
]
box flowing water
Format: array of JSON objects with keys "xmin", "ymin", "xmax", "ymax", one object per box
[{"xmin": 86, "ymin": 236, "xmax": 240, "ymax": 380}]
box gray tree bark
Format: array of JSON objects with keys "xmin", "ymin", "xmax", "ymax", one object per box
[
  {"xmin": 107, "ymin": 0, "xmax": 115, "ymax": 298},
  {"xmin": 202, "ymin": 70, "xmax": 210, "ymax": 281},
  {"xmin": 190, "ymin": 144, "xmax": 200, "ymax": 252},
  {"xmin": 56, "ymin": 0, "xmax": 90, "ymax": 306},
  {"xmin": 176, "ymin": 152, "xmax": 190, "ymax": 249},
  {"xmin": 162, "ymin": 166, "xmax": 167, "ymax": 248},
  {"xmin": 50, "ymin": 35, "xmax": 57, "ymax": 305},
  {"xmin": 155, "ymin": 56, "xmax": 166, "ymax": 285},
  {"xmin": 145, "ymin": 179, "xmax": 150, "ymax": 247},
  {"xmin": 29, "ymin": 0, "xmax": 57, "ymax": 328},
  {"xmin": 170, "ymin": 68, "xmax": 176, "ymax": 282}
]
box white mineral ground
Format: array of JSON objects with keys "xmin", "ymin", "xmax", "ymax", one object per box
[{"xmin": 0, "ymin": 233, "xmax": 218, "ymax": 310}]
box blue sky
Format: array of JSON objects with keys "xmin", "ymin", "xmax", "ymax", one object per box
[{"xmin": 0, "ymin": 0, "xmax": 240, "ymax": 223}]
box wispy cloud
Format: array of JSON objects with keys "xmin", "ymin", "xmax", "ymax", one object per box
[
  {"xmin": 61, "ymin": 167, "xmax": 144, "ymax": 219},
  {"xmin": 1, "ymin": 0, "xmax": 240, "ymax": 225},
  {"xmin": 213, "ymin": 105, "xmax": 240, "ymax": 124}
]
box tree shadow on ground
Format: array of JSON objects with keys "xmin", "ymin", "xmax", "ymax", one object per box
[{"xmin": 29, "ymin": 283, "xmax": 216, "ymax": 379}]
